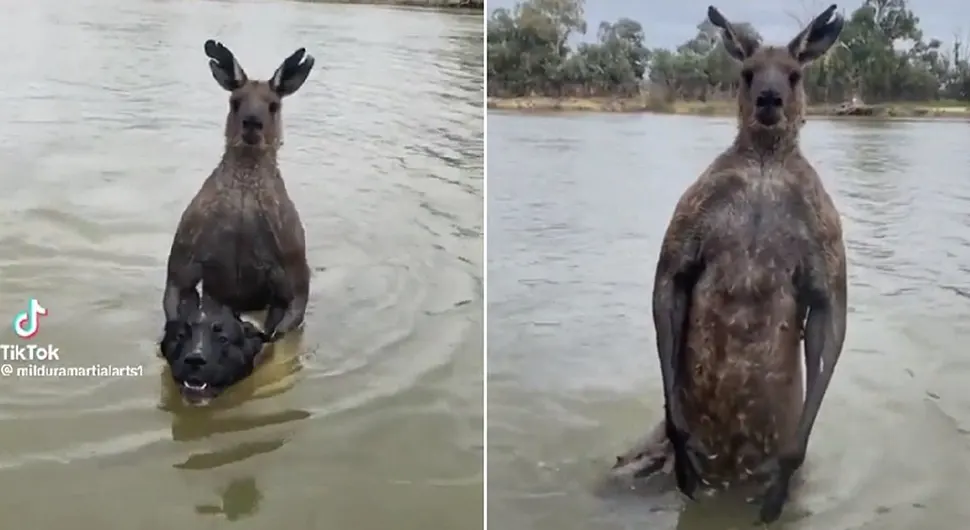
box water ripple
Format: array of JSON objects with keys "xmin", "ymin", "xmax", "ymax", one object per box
[
  {"xmin": 488, "ymin": 112, "xmax": 970, "ymax": 530},
  {"xmin": 0, "ymin": 0, "xmax": 482, "ymax": 527}
]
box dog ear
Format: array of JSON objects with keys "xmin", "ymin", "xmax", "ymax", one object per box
[
  {"xmin": 159, "ymin": 321, "xmax": 186, "ymax": 360},
  {"xmin": 240, "ymin": 321, "xmax": 278, "ymax": 344},
  {"xmin": 240, "ymin": 322, "xmax": 271, "ymax": 365},
  {"xmin": 240, "ymin": 322, "xmax": 268, "ymax": 342}
]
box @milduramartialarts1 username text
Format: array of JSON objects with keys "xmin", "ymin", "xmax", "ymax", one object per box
[
  {"xmin": 5, "ymin": 364, "xmax": 143, "ymax": 377},
  {"xmin": 1, "ymin": 344, "xmax": 60, "ymax": 361}
]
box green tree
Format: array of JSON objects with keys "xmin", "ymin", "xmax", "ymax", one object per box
[
  {"xmin": 488, "ymin": 0, "xmax": 970, "ymax": 104},
  {"xmin": 487, "ymin": 0, "xmax": 650, "ymax": 97}
]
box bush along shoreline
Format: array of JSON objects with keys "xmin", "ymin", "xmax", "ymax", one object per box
[
  {"xmin": 487, "ymin": 96, "xmax": 970, "ymax": 119},
  {"xmin": 487, "ymin": 0, "xmax": 970, "ymax": 118}
]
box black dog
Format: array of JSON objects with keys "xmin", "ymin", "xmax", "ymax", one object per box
[{"xmin": 160, "ymin": 295, "xmax": 270, "ymax": 406}]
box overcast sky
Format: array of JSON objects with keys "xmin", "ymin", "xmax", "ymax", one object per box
[{"xmin": 488, "ymin": 0, "xmax": 970, "ymax": 49}]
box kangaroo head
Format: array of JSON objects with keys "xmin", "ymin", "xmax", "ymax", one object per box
[
  {"xmin": 708, "ymin": 4, "xmax": 843, "ymax": 136},
  {"xmin": 204, "ymin": 40, "xmax": 315, "ymax": 151}
]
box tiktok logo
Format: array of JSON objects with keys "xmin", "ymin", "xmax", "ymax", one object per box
[{"xmin": 12, "ymin": 299, "xmax": 48, "ymax": 339}]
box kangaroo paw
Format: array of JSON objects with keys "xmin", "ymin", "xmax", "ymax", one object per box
[{"xmin": 612, "ymin": 421, "xmax": 673, "ymax": 479}]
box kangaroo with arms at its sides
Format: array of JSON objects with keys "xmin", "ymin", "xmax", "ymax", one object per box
[{"xmin": 613, "ymin": 5, "xmax": 848, "ymax": 525}]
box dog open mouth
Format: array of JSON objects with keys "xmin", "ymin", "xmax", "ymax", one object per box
[{"xmin": 178, "ymin": 380, "xmax": 221, "ymax": 406}]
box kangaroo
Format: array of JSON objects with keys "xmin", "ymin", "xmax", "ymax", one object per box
[
  {"xmin": 161, "ymin": 40, "xmax": 314, "ymax": 369},
  {"xmin": 615, "ymin": 5, "xmax": 848, "ymax": 524}
]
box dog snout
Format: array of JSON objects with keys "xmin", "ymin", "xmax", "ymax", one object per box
[
  {"xmin": 183, "ymin": 351, "xmax": 208, "ymax": 368},
  {"xmin": 242, "ymin": 115, "xmax": 263, "ymax": 131},
  {"xmin": 756, "ymin": 89, "xmax": 783, "ymax": 108}
]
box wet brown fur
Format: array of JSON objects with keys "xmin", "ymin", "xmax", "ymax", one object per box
[
  {"xmin": 625, "ymin": 5, "xmax": 849, "ymax": 524},
  {"xmin": 162, "ymin": 40, "xmax": 315, "ymax": 341}
]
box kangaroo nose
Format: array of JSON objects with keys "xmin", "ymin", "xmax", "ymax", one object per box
[
  {"xmin": 756, "ymin": 90, "xmax": 783, "ymax": 108},
  {"xmin": 242, "ymin": 115, "xmax": 263, "ymax": 130},
  {"xmin": 183, "ymin": 352, "xmax": 207, "ymax": 368}
]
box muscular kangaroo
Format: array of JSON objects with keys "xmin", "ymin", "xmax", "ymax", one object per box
[
  {"xmin": 160, "ymin": 40, "xmax": 314, "ymax": 402},
  {"xmin": 616, "ymin": 5, "xmax": 848, "ymax": 524}
]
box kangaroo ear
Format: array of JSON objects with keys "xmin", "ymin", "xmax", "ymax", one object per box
[
  {"xmin": 205, "ymin": 39, "xmax": 248, "ymax": 91},
  {"xmin": 787, "ymin": 4, "xmax": 844, "ymax": 64},
  {"xmin": 270, "ymin": 48, "xmax": 315, "ymax": 97},
  {"xmin": 708, "ymin": 6, "xmax": 760, "ymax": 62}
]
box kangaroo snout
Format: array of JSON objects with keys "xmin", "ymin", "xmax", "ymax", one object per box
[
  {"xmin": 756, "ymin": 89, "xmax": 782, "ymax": 109},
  {"xmin": 242, "ymin": 114, "xmax": 263, "ymax": 131},
  {"xmin": 241, "ymin": 113, "xmax": 264, "ymax": 145},
  {"xmin": 755, "ymin": 88, "xmax": 784, "ymax": 126}
]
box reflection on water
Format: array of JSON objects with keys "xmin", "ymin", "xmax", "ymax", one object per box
[
  {"xmin": 487, "ymin": 112, "xmax": 970, "ymax": 530},
  {"xmin": 195, "ymin": 476, "xmax": 264, "ymax": 521},
  {"xmin": 157, "ymin": 332, "xmax": 307, "ymax": 414},
  {"xmin": 175, "ymin": 439, "xmax": 291, "ymax": 471},
  {"xmin": 0, "ymin": 0, "xmax": 483, "ymax": 527}
]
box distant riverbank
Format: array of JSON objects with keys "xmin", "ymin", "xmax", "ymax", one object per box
[
  {"xmin": 318, "ymin": 0, "xmax": 482, "ymax": 8},
  {"xmin": 487, "ymin": 96, "xmax": 970, "ymax": 119}
]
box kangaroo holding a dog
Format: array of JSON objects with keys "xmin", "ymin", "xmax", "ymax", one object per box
[
  {"xmin": 613, "ymin": 5, "xmax": 848, "ymax": 525},
  {"xmin": 160, "ymin": 40, "xmax": 314, "ymax": 403}
]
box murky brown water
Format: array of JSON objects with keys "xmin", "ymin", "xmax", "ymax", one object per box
[
  {"xmin": 487, "ymin": 112, "xmax": 970, "ymax": 529},
  {"xmin": 0, "ymin": 0, "xmax": 482, "ymax": 527}
]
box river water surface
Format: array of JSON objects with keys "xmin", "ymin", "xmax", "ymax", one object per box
[
  {"xmin": 488, "ymin": 112, "xmax": 970, "ymax": 530},
  {"xmin": 1, "ymin": 1, "xmax": 483, "ymax": 528}
]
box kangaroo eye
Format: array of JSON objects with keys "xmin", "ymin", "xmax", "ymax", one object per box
[
  {"xmin": 741, "ymin": 69, "xmax": 754, "ymax": 85},
  {"xmin": 230, "ymin": 99, "xmax": 241, "ymax": 112},
  {"xmin": 268, "ymin": 102, "xmax": 280, "ymax": 113},
  {"xmin": 789, "ymin": 71, "xmax": 802, "ymax": 85}
]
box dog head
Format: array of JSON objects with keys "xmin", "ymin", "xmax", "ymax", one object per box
[{"xmin": 160, "ymin": 296, "xmax": 269, "ymax": 406}]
